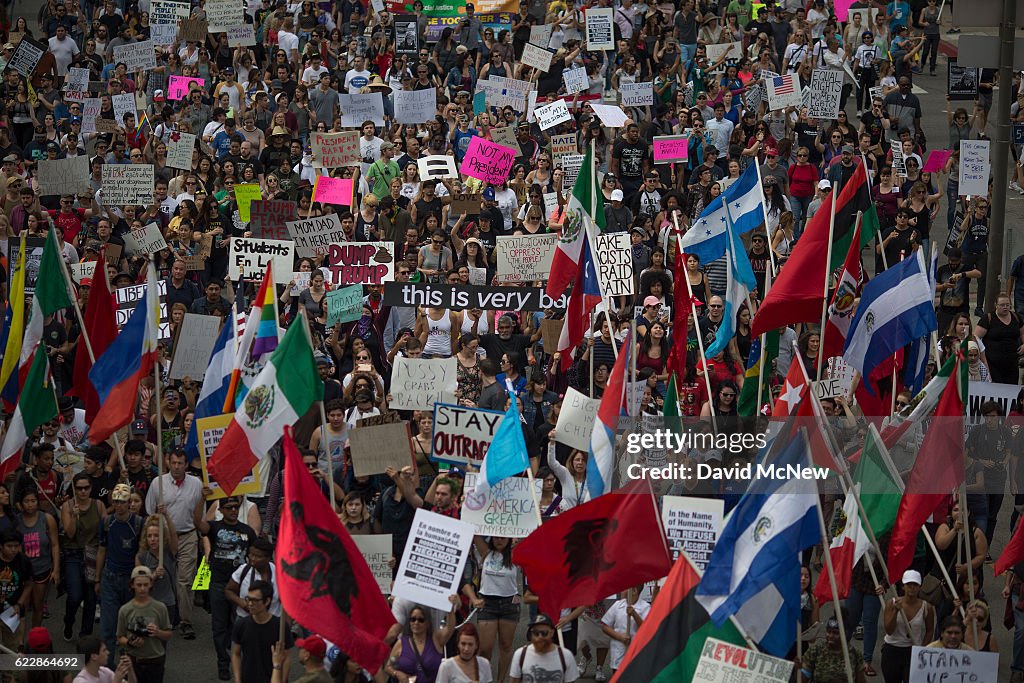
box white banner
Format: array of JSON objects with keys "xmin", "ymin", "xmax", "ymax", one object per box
[{"xmin": 462, "ymin": 473, "xmax": 541, "ymax": 537}]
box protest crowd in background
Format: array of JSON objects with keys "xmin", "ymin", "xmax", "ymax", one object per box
[{"xmin": 0, "ymin": 0, "xmax": 1023, "ymax": 681}]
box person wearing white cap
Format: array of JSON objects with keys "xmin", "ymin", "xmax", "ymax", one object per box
[
  {"xmin": 805, "ymin": 179, "xmax": 833, "ymax": 225},
  {"xmin": 881, "ymin": 569, "xmax": 935, "ymax": 681},
  {"xmin": 604, "ymin": 189, "xmax": 633, "ymax": 233}
]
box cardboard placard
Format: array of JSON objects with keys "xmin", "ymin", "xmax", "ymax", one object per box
[
  {"xmin": 94, "ymin": 118, "xmax": 121, "ymax": 134},
  {"xmin": 550, "ymin": 133, "xmax": 578, "ymax": 164},
  {"xmin": 101, "ymin": 165, "xmax": 155, "ymax": 205},
  {"xmin": 959, "ymin": 139, "xmax": 990, "ymax": 196},
  {"xmin": 389, "ymin": 356, "xmax": 457, "ymax": 411},
  {"xmin": 449, "ymin": 193, "xmax": 482, "ymax": 216},
  {"xmin": 589, "ymin": 103, "xmax": 628, "ymax": 128},
  {"xmin": 339, "ymin": 92, "xmax": 385, "ymax": 128},
  {"xmin": 249, "ymin": 200, "xmax": 297, "ymax": 241},
  {"xmin": 352, "ymin": 534, "xmax": 393, "ymax": 594},
  {"xmin": 392, "ymin": 509, "xmax": 474, "ymax": 613},
  {"xmin": 37, "ymin": 156, "xmax": 90, "ymax": 196},
  {"xmin": 539, "ymin": 318, "xmax": 564, "ymax": 350},
  {"xmin": 348, "ymin": 422, "xmax": 415, "ymax": 477},
  {"xmin": 488, "ymin": 125, "xmax": 520, "ymax": 152},
  {"xmin": 227, "ymin": 237, "xmax": 295, "ymax": 281},
  {"xmin": 562, "ymin": 66, "xmax": 588, "ymax": 95},
  {"xmin": 226, "ymin": 24, "xmax": 256, "ymax": 47},
  {"xmin": 620, "ymin": 81, "xmax": 654, "ymax": 107},
  {"xmin": 808, "ymin": 68, "xmax": 843, "ymax": 120},
  {"xmin": 169, "ymin": 313, "xmax": 222, "ymax": 380},
  {"xmin": 312, "ymin": 131, "xmax": 361, "ymax": 168},
  {"xmin": 461, "ymin": 473, "xmax": 541, "ymax": 538},
  {"xmin": 697, "ymin": 638, "xmax": 793, "ymax": 682},
  {"xmin": 554, "ymin": 387, "xmax": 600, "ymax": 450},
  {"xmin": 8, "ymin": 36, "xmax": 45, "ymax": 77},
  {"xmin": 430, "ymin": 403, "xmax": 505, "ymax": 466},
  {"xmin": 521, "ymin": 42, "xmax": 553, "ymax": 72},
  {"xmin": 286, "ymin": 213, "xmax": 345, "ymax": 257},
  {"xmin": 111, "ymin": 93, "xmax": 136, "ymax": 128},
  {"xmin": 356, "ymin": 411, "xmax": 401, "ymax": 427},
  {"xmin": 149, "ymin": 0, "xmax": 190, "ymax": 24},
  {"xmin": 197, "ymin": 413, "xmax": 262, "ymax": 499},
  {"xmin": 123, "ymin": 223, "xmax": 169, "ymax": 256},
  {"xmin": 495, "ymin": 233, "xmax": 557, "ymax": 282},
  {"xmin": 323, "ymin": 241, "xmax": 395, "ymax": 285}
]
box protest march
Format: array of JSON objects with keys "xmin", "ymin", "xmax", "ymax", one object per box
[{"xmin": 0, "ymin": 0, "xmax": 1023, "ymax": 681}]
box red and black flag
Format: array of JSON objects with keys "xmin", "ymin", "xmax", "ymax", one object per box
[
  {"xmin": 511, "ymin": 480, "xmax": 672, "ymax": 618},
  {"xmin": 66, "ymin": 251, "xmax": 118, "ymax": 423},
  {"xmin": 610, "ymin": 554, "xmax": 746, "ymax": 683},
  {"xmin": 276, "ymin": 427, "xmax": 396, "ymax": 673}
]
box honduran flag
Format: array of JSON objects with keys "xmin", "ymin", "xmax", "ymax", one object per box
[
  {"xmin": 587, "ymin": 331, "xmax": 631, "ymax": 498},
  {"xmin": 88, "ymin": 263, "xmax": 160, "ymax": 444},
  {"xmin": 184, "ymin": 316, "xmax": 234, "ymax": 463}
]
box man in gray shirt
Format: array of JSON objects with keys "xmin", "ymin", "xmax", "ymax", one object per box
[
  {"xmin": 308, "ymin": 72, "xmax": 339, "ymax": 128},
  {"xmin": 456, "ymin": 3, "xmax": 483, "ymax": 55}
]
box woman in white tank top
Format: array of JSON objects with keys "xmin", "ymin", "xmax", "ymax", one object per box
[
  {"xmin": 417, "ymin": 307, "xmax": 459, "ymax": 357},
  {"xmin": 461, "ymin": 308, "xmax": 489, "ymax": 354},
  {"xmin": 881, "ymin": 572, "xmax": 934, "ymax": 682}
]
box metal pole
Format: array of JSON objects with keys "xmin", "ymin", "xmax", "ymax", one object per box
[
  {"xmin": 986, "ymin": 0, "xmax": 1016, "ymax": 309},
  {"xmin": 817, "ymin": 179, "xmax": 840, "ymax": 382},
  {"xmin": 673, "ymin": 225, "xmax": 715, "ymax": 417},
  {"xmin": 318, "ymin": 400, "xmax": 336, "ymax": 512}
]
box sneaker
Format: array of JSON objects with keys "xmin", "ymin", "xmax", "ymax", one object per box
[
  {"xmin": 62, "ymin": 623, "xmax": 73, "ymax": 642},
  {"xmin": 217, "ymin": 666, "xmax": 231, "ymax": 681},
  {"xmin": 985, "ymin": 554, "xmax": 994, "ymax": 564},
  {"xmin": 42, "ymin": 601, "xmax": 49, "ymax": 619},
  {"xmin": 975, "ymin": 307, "xmax": 985, "ymax": 317},
  {"xmin": 180, "ymin": 622, "xmax": 196, "ymax": 640},
  {"xmin": 929, "ymin": 71, "xmax": 936, "ymax": 76},
  {"xmin": 576, "ymin": 651, "xmax": 592, "ymax": 676},
  {"xmin": 947, "ymin": 27, "xmax": 961, "ymax": 33},
  {"xmin": 596, "ymin": 665, "xmax": 609, "ymax": 682},
  {"xmin": 1010, "ymin": 181, "xmax": 1023, "ymax": 194}
]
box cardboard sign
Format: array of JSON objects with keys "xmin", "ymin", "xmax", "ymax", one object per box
[
  {"xmin": 8, "ymin": 36, "xmax": 45, "ymax": 77},
  {"xmin": 808, "ymin": 68, "xmax": 843, "ymax": 120},
  {"xmin": 908, "ymin": 647, "xmax": 997, "ymax": 683},
  {"xmin": 620, "ymin": 81, "xmax": 654, "ymax": 107},
  {"xmin": 462, "ymin": 473, "xmax": 541, "ymax": 537},
  {"xmin": 383, "ymin": 282, "xmax": 568, "ymax": 311},
  {"xmin": 390, "ymin": 356, "xmax": 457, "ymax": 411},
  {"xmin": 339, "ymin": 92, "xmax": 385, "ymax": 127},
  {"xmin": 149, "ymin": 0, "xmax": 190, "ymax": 24},
  {"xmin": 234, "ymin": 184, "xmax": 263, "ymax": 222},
  {"xmin": 662, "ymin": 496, "xmax": 724, "ymax": 570},
  {"xmin": 37, "ymin": 156, "xmax": 90, "ymax": 196},
  {"xmin": 101, "ymin": 165, "xmax": 155, "ymax": 205},
  {"xmin": 563, "ymin": 66, "xmax": 588, "ymax": 95},
  {"xmin": 529, "ymin": 23, "xmax": 552, "ymax": 48},
  {"xmin": 394, "ymin": 88, "xmax": 436, "ymax": 124},
  {"xmin": 652, "ymin": 134, "xmax": 689, "ymax": 164},
  {"xmin": 417, "ymin": 155, "xmax": 459, "ymax": 180},
  {"xmin": 167, "ymin": 75, "xmax": 204, "ymax": 100},
  {"xmin": 764, "ymin": 73, "xmax": 803, "ymax": 110},
  {"xmin": 449, "ymin": 192, "xmax": 482, "ymax": 216},
  {"xmin": 205, "ymin": 0, "xmax": 244, "ymax": 32},
  {"xmin": 249, "ymin": 200, "xmax": 297, "ymax": 241},
  {"xmin": 697, "ymin": 638, "xmax": 793, "ymax": 683},
  {"xmin": 430, "ymin": 403, "xmax": 505, "ymax": 466},
  {"xmin": 63, "ymin": 67, "xmax": 90, "ymax": 101},
  {"xmin": 123, "ymin": 223, "xmax": 168, "ymax": 256},
  {"xmin": 594, "ymin": 232, "xmax": 633, "ymax": 296},
  {"xmin": 890, "ymin": 140, "xmax": 907, "ymax": 177},
  {"xmin": 495, "ymin": 233, "xmax": 557, "ymax": 282},
  {"xmin": 197, "ymin": 413, "xmax": 262, "ymax": 499},
  {"xmin": 323, "ymin": 241, "xmax": 394, "ymax": 285},
  {"xmin": 113, "ymin": 40, "xmax": 157, "ymax": 71},
  {"xmin": 356, "ymin": 411, "xmax": 401, "ymax": 427},
  {"xmin": 521, "ymin": 43, "xmax": 553, "ymax": 72},
  {"xmin": 166, "ymin": 131, "xmax": 196, "ymax": 170},
  {"xmin": 226, "ymin": 24, "xmax": 256, "ymax": 47},
  {"xmin": 488, "ymin": 125, "xmax": 520, "ymax": 152},
  {"xmin": 348, "ymin": 422, "xmax": 415, "ymax": 477},
  {"xmin": 111, "ymin": 93, "xmax": 136, "ymax": 127},
  {"xmin": 114, "ymin": 279, "xmax": 170, "ymax": 339},
  {"xmin": 393, "ymin": 509, "xmax": 474, "ymax": 613},
  {"xmin": 959, "ymin": 139, "xmax": 990, "ymax": 196},
  {"xmin": 8, "ymin": 237, "xmax": 45, "ymax": 293},
  {"xmin": 94, "ymin": 118, "xmax": 121, "ymax": 134},
  {"xmin": 585, "ymin": 7, "xmax": 614, "ymax": 50},
  {"xmin": 326, "ymin": 284, "xmax": 364, "ymax": 326},
  {"xmin": 705, "ymin": 41, "xmax": 741, "ymax": 66},
  {"xmin": 311, "ymin": 131, "xmax": 360, "ymax": 168},
  {"xmin": 534, "ymin": 99, "xmax": 572, "ymax": 131},
  {"xmin": 554, "ymin": 387, "xmax": 600, "ymax": 450},
  {"xmin": 68, "ymin": 261, "xmax": 97, "ymax": 284},
  {"xmin": 948, "ymin": 60, "xmax": 979, "ymax": 100},
  {"xmin": 150, "ymin": 23, "xmax": 178, "ymax": 45},
  {"xmin": 227, "ymin": 237, "xmax": 295, "ymax": 281},
  {"xmin": 285, "ymin": 213, "xmax": 344, "ymax": 256},
  {"xmin": 540, "ymin": 318, "xmax": 564, "ymax": 351},
  {"xmin": 169, "ymin": 313, "xmax": 222, "ymax": 380},
  {"xmin": 460, "ymin": 136, "xmax": 517, "ymax": 183},
  {"xmin": 550, "ymin": 133, "xmax": 578, "ymax": 163},
  {"xmin": 352, "ymin": 534, "xmax": 393, "ymax": 594}
]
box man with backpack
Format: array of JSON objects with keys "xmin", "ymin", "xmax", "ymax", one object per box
[{"xmin": 510, "ymin": 614, "xmax": 579, "ymax": 683}]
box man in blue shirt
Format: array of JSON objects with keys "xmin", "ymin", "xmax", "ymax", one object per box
[
  {"xmin": 95, "ymin": 483, "xmax": 144, "ymax": 667},
  {"xmin": 887, "ymin": 0, "xmax": 911, "ymax": 33}
]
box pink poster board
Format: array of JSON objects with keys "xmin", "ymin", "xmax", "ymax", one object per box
[
  {"xmin": 314, "ymin": 177, "xmax": 354, "ymax": 206},
  {"xmin": 922, "ymin": 150, "xmax": 954, "ymax": 173},
  {"xmin": 168, "ymin": 76, "xmax": 205, "ymax": 100},
  {"xmin": 459, "ymin": 136, "xmax": 517, "ymax": 184}
]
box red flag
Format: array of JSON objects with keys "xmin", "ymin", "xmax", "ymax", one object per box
[
  {"xmin": 511, "ymin": 480, "xmax": 672, "ymax": 618},
  {"xmin": 667, "ymin": 246, "xmax": 701, "ymax": 382},
  {"xmin": 887, "ymin": 354, "xmax": 965, "ymax": 580},
  {"xmin": 772, "ymin": 357, "xmax": 806, "ymax": 418},
  {"xmin": 276, "ymin": 427, "xmax": 395, "ymax": 673},
  {"xmin": 996, "ymin": 516, "xmax": 1024, "ymax": 576},
  {"xmin": 67, "ymin": 257, "xmax": 117, "ymax": 423}
]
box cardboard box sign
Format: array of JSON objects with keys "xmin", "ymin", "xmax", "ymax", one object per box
[{"xmin": 449, "ymin": 193, "xmax": 482, "ymax": 216}]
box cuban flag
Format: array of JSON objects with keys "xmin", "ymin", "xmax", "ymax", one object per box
[{"xmin": 587, "ymin": 331, "xmax": 631, "ymax": 498}]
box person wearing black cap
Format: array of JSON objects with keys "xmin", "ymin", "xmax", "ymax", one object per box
[{"xmin": 509, "ymin": 614, "xmax": 579, "ymax": 683}]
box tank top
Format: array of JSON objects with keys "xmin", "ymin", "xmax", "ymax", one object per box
[
  {"xmin": 424, "ymin": 309, "xmax": 453, "ymax": 357},
  {"xmin": 63, "ymin": 500, "xmax": 101, "ymax": 552},
  {"xmin": 460, "ymin": 312, "xmax": 489, "ymax": 340},
  {"xmin": 17, "ymin": 513, "xmax": 52, "ymax": 575},
  {"xmin": 396, "ymin": 635, "xmax": 443, "ymax": 682},
  {"xmin": 884, "ymin": 601, "xmax": 929, "ymax": 647}
]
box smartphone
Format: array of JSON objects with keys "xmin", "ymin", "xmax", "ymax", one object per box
[{"xmin": 357, "ymin": 364, "xmax": 372, "ymax": 373}]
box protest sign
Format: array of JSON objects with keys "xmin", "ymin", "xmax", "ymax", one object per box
[
  {"xmin": 585, "ymin": 7, "xmax": 614, "ymax": 50},
  {"xmin": 323, "ymin": 242, "xmax": 395, "ymax": 285},
  {"xmin": 191, "ymin": 557, "xmax": 211, "ymax": 591},
  {"xmin": 7, "ymin": 32, "xmax": 21, "ymax": 46},
  {"xmin": 111, "ymin": 93, "xmax": 136, "ymax": 128},
  {"xmin": 562, "ymin": 66, "xmax": 588, "ymax": 95},
  {"xmin": 496, "ymin": 233, "xmax": 557, "ymax": 282},
  {"xmin": 620, "ymin": 81, "xmax": 654, "ymax": 106},
  {"xmin": 68, "ymin": 261, "xmax": 96, "ymax": 284},
  {"xmin": 123, "ymin": 223, "xmax": 168, "ymax": 256},
  {"xmin": 431, "ymin": 403, "xmax": 504, "ymax": 466},
  {"xmin": 311, "ymin": 130, "xmax": 361, "ymax": 168},
  {"xmin": 594, "ymin": 232, "xmax": 633, "ymax": 296},
  {"xmin": 554, "ymin": 387, "xmax": 600, "ymax": 450},
  {"xmin": 114, "ymin": 279, "xmax": 170, "ymax": 339},
  {"xmin": 653, "ymin": 134, "xmax": 689, "ymax": 164},
  {"xmin": 393, "ymin": 509, "xmax": 474, "ymax": 613},
  {"xmin": 63, "ymin": 67, "xmax": 90, "ymax": 101},
  {"xmin": 80, "ymin": 98, "xmax": 101, "ymax": 134},
  {"xmin": 488, "ymin": 125, "xmax": 520, "ymax": 152},
  {"xmin": 390, "ymin": 356, "xmax": 457, "ymax": 411},
  {"xmin": 8, "ymin": 36, "xmax": 45, "ymax": 77},
  {"xmin": 286, "ymin": 213, "xmax": 345, "ymax": 256},
  {"xmin": 814, "ymin": 378, "xmax": 845, "ymax": 400},
  {"xmin": 348, "ymin": 422, "xmax": 415, "ymax": 477},
  {"xmin": 226, "ymin": 24, "xmax": 256, "ymax": 47},
  {"xmin": 469, "ymin": 267, "xmax": 487, "ymax": 285},
  {"xmin": 589, "ymin": 103, "xmax": 628, "ymax": 128},
  {"xmin": 521, "ymin": 43, "xmax": 553, "ymax": 72},
  {"xmin": 352, "ymin": 535, "xmax": 393, "ymax": 594},
  {"xmin": 417, "ymin": 155, "xmax": 459, "ymax": 180},
  {"xmin": 113, "ymin": 40, "xmax": 157, "ymax": 71},
  {"xmin": 966, "ymin": 381, "xmax": 1020, "ymax": 424},
  {"xmin": 394, "ymin": 88, "xmax": 437, "ymax": 124},
  {"xmin": 808, "ymin": 69, "xmax": 843, "ymax": 120},
  {"xmin": 449, "ymin": 193, "xmax": 482, "ymax": 216},
  {"xmin": 662, "ymin": 496, "xmax": 724, "ymax": 570},
  {"xmin": 534, "ymin": 99, "xmax": 572, "ymax": 131},
  {"xmin": 249, "ymin": 200, "xmax": 297, "ymax": 241},
  {"xmin": 205, "ymin": 0, "xmax": 244, "ymax": 31},
  {"xmin": 706, "ymin": 42, "xmax": 741, "ymax": 69},
  {"xmin": 169, "ymin": 314, "xmax": 221, "ymax": 380},
  {"xmin": 150, "ymin": 0, "xmax": 190, "ymax": 24},
  {"xmin": 540, "ymin": 318, "xmax": 564, "ymax": 351},
  {"xmin": 550, "ymin": 133, "xmax": 578, "ymax": 164},
  {"xmin": 102, "ymin": 165, "xmax": 154, "ymax": 205},
  {"xmin": 529, "ymin": 23, "xmax": 552, "ymax": 48},
  {"xmin": 313, "ymin": 177, "xmax": 354, "ymax": 205},
  {"xmin": 37, "ymin": 156, "xmax": 89, "ymax": 196},
  {"xmin": 197, "ymin": 414, "xmax": 261, "ymax": 499},
  {"xmin": 339, "ymin": 92, "xmax": 386, "ymax": 127},
  {"xmin": 289, "ymin": 271, "xmax": 311, "ymax": 295},
  {"xmin": 384, "ymin": 282, "xmax": 568, "ymax": 311},
  {"xmin": 959, "ymin": 140, "xmax": 990, "ymax": 196},
  {"xmin": 948, "ymin": 60, "xmax": 979, "ymax": 100},
  {"xmin": 167, "ymin": 75, "xmax": 204, "ymax": 100},
  {"xmin": 908, "ymin": 647, "xmax": 996, "ymax": 683},
  {"xmin": 233, "ymin": 184, "xmax": 263, "ymax": 223},
  {"xmin": 764, "ymin": 73, "xmax": 802, "ymax": 110},
  {"xmin": 394, "ymin": 15, "xmax": 419, "ymax": 55},
  {"xmin": 326, "ymin": 285, "xmax": 364, "ymax": 326},
  {"xmin": 8, "ymin": 237, "xmax": 45, "ymax": 293},
  {"xmin": 561, "ymin": 153, "xmax": 584, "ymax": 190},
  {"xmin": 150, "ymin": 23, "xmax": 177, "ymax": 45},
  {"xmin": 462, "ymin": 474, "xmax": 540, "ymax": 537},
  {"xmin": 890, "ymin": 141, "xmax": 906, "ymax": 177},
  {"xmin": 697, "ymin": 638, "xmax": 793, "ymax": 682},
  {"xmin": 94, "ymin": 118, "xmax": 121, "ymax": 134},
  {"xmin": 227, "ymin": 238, "xmax": 295, "ymax": 281},
  {"xmin": 922, "ymin": 149, "xmax": 953, "ymax": 173},
  {"xmin": 460, "ymin": 136, "xmax": 517, "ymax": 184},
  {"xmin": 166, "ymin": 132, "xmax": 196, "ymax": 170}
]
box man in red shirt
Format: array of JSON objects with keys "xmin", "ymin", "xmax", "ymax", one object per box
[{"xmin": 47, "ymin": 194, "xmax": 97, "ymax": 243}]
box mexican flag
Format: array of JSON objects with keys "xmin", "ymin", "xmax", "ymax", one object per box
[
  {"xmin": 546, "ymin": 146, "xmax": 604, "ymax": 298},
  {"xmin": 207, "ymin": 320, "xmax": 323, "ymax": 495},
  {"xmin": 0, "ymin": 345, "xmax": 58, "ymax": 478}
]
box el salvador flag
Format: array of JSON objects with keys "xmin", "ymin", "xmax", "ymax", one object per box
[
  {"xmin": 474, "ymin": 392, "xmax": 530, "ymax": 495},
  {"xmin": 705, "ymin": 221, "xmax": 757, "ymax": 358},
  {"xmin": 695, "ymin": 433, "xmax": 820, "ymax": 656},
  {"xmin": 678, "ymin": 162, "xmax": 765, "ymax": 263},
  {"xmin": 185, "ymin": 318, "xmax": 235, "ymax": 463},
  {"xmin": 844, "ymin": 250, "xmax": 937, "ymax": 389}
]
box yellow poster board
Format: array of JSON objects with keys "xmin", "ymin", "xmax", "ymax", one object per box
[{"xmin": 197, "ymin": 413, "xmax": 262, "ymax": 499}]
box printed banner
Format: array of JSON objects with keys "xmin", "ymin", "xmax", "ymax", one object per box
[
  {"xmin": 661, "ymin": 496, "xmax": 724, "ymax": 571},
  {"xmin": 383, "ymin": 282, "xmax": 568, "ymax": 311},
  {"xmin": 392, "ymin": 509, "xmax": 474, "ymax": 613}
]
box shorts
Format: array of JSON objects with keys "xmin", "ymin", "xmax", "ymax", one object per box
[
  {"xmin": 32, "ymin": 569, "xmax": 52, "ymax": 584},
  {"xmin": 477, "ymin": 595, "xmax": 520, "ymax": 622}
]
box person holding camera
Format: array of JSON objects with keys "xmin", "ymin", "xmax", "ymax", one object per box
[{"xmin": 116, "ymin": 566, "xmax": 173, "ymax": 683}]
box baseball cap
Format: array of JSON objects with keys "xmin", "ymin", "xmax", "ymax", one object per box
[
  {"xmin": 817, "ymin": 179, "xmax": 832, "ymax": 190},
  {"xmin": 482, "ymin": 187, "xmax": 496, "ymax": 200},
  {"xmin": 643, "ymin": 295, "xmax": 660, "ymax": 307},
  {"xmin": 111, "ymin": 483, "xmax": 131, "ymax": 502},
  {"xmin": 131, "ymin": 566, "xmax": 153, "ymax": 581},
  {"xmin": 154, "ymin": 89, "xmax": 165, "ymax": 101},
  {"xmin": 841, "ymin": 144, "xmax": 854, "ymax": 154},
  {"xmin": 901, "ymin": 569, "xmax": 922, "ymax": 585},
  {"xmin": 610, "ymin": 189, "xmax": 624, "ymax": 201},
  {"xmin": 27, "ymin": 627, "xmax": 51, "ymax": 652},
  {"xmin": 764, "ymin": 145, "xmax": 779, "ymax": 156},
  {"xmin": 296, "ymin": 635, "xmax": 327, "ymax": 659},
  {"xmin": 529, "ymin": 614, "xmax": 555, "ymax": 629}
]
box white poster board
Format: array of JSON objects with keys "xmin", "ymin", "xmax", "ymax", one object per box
[
  {"xmin": 390, "ymin": 356, "xmax": 458, "ymax": 411},
  {"xmin": 589, "ymin": 103, "xmax": 628, "ymax": 128},
  {"xmin": 563, "ymin": 66, "xmax": 588, "ymax": 95},
  {"xmin": 554, "ymin": 387, "xmax": 601, "ymax": 451},
  {"xmin": 339, "ymin": 93, "xmax": 386, "ymax": 127},
  {"xmin": 959, "ymin": 139, "xmax": 991, "ymax": 196},
  {"xmin": 352, "ymin": 534, "xmax": 393, "ymax": 594},
  {"xmin": 585, "ymin": 7, "xmax": 614, "ymax": 51},
  {"xmin": 534, "ymin": 99, "xmax": 572, "ymax": 131},
  {"xmin": 169, "ymin": 313, "xmax": 222, "ymax": 380},
  {"xmin": 496, "ymin": 233, "xmax": 558, "ymax": 282},
  {"xmin": 808, "ymin": 68, "xmax": 843, "ymax": 120},
  {"xmin": 123, "ymin": 223, "xmax": 169, "ymax": 256},
  {"xmin": 594, "ymin": 232, "xmax": 633, "ymax": 296},
  {"xmin": 908, "ymin": 647, "xmax": 997, "ymax": 683},
  {"xmin": 430, "ymin": 403, "xmax": 505, "ymax": 467},
  {"xmin": 462, "ymin": 473, "xmax": 541, "ymax": 537},
  {"xmin": 620, "ymin": 82, "xmax": 654, "ymax": 106},
  {"xmin": 394, "ymin": 88, "xmax": 436, "ymax": 124},
  {"xmin": 521, "ymin": 43, "xmax": 554, "ymax": 72},
  {"xmin": 662, "ymin": 496, "xmax": 724, "ymax": 571},
  {"xmin": 227, "ymin": 237, "xmax": 295, "ymax": 280},
  {"xmin": 166, "ymin": 132, "xmax": 196, "ymax": 170},
  {"xmin": 764, "ymin": 73, "xmax": 803, "ymax": 110},
  {"xmin": 286, "ymin": 214, "xmax": 346, "ymax": 258},
  {"xmin": 697, "ymin": 638, "xmax": 794, "ymax": 682},
  {"xmin": 392, "ymin": 509, "xmax": 474, "ymax": 613}
]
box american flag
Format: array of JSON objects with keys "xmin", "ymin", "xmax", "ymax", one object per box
[{"xmin": 771, "ymin": 75, "xmax": 796, "ymax": 96}]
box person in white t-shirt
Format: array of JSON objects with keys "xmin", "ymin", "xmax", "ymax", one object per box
[
  {"xmin": 510, "ymin": 614, "xmax": 579, "ymax": 683},
  {"xmin": 73, "ymin": 635, "xmax": 137, "ymax": 683},
  {"xmin": 300, "ymin": 53, "xmax": 330, "ymax": 85},
  {"xmin": 277, "ymin": 17, "xmax": 300, "ymax": 63},
  {"xmin": 600, "ymin": 587, "xmax": 651, "ymax": 672},
  {"xmin": 344, "ymin": 54, "xmax": 372, "ymax": 94}
]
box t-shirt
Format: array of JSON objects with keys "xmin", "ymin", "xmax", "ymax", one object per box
[
  {"xmin": 509, "ymin": 645, "xmax": 579, "ymax": 682},
  {"xmin": 206, "ymin": 520, "xmax": 255, "ymax": 579},
  {"xmin": 612, "ymin": 140, "xmax": 648, "ymax": 182},
  {"xmin": 116, "ymin": 598, "xmax": 172, "ymax": 660},
  {"xmin": 294, "ymin": 670, "xmax": 333, "ymax": 683},
  {"xmin": 0, "ymin": 553, "xmax": 31, "ymax": 608},
  {"xmin": 73, "ymin": 667, "xmax": 115, "ymax": 683},
  {"xmin": 232, "ymin": 615, "xmax": 294, "ymax": 683}
]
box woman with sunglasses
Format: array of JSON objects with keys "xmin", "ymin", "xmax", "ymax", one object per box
[
  {"xmin": 60, "ymin": 473, "xmax": 104, "ymax": 642},
  {"xmin": 385, "ymin": 597, "xmax": 461, "ymax": 683}
]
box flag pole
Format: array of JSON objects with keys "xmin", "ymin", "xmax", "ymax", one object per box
[
  {"xmin": 318, "ymin": 400, "xmax": 336, "ymax": 512},
  {"xmin": 755, "ymin": 268, "xmax": 772, "ymax": 415},
  {"xmin": 958, "ymin": 482, "xmax": 978, "ymax": 647},
  {"xmin": 523, "ymin": 452, "xmax": 566, "ymax": 649},
  {"xmin": 672, "ymin": 220, "xmax": 715, "ymax": 417},
  {"xmin": 152, "ymin": 262, "xmax": 165, "ymax": 571},
  {"xmin": 753, "ymin": 157, "xmax": 778, "ymax": 277},
  {"xmin": 816, "ymin": 177, "xmax": 841, "ymax": 383}
]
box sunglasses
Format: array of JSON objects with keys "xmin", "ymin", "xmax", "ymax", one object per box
[
  {"xmin": 75, "ymin": 485, "xmax": 91, "ymax": 491},
  {"xmin": 409, "ymin": 616, "xmax": 426, "ymax": 623}
]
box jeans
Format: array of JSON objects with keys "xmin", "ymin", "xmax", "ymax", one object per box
[
  {"xmin": 791, "ymin": 194, "xmax": 814, "ymax": 238},
  {"xmin": 63, "ymin": 550, "xmax": 97, "ymax": 637},
  {"xmin": 130, "ymin": 654, "xmax": 165, "ymax": 683},
  {"xmin": 963, "ymin": 252, "xmax": 987, "ymax": 311},
  {"xmin": 987, "ymin": 492, "xmax": 1004, "ymax": 544},
  {"xmin": 100, "ymin": 568, "xmax": 132, "ymax": 668},
  {"xmin": 880, "ymin": 642, "xmax": 912, "ymax": 682},
  {"xmin": 210, "ymin": 576, "xmax": 234, "ymax": 670},
  {"xmin": 924, "ymin": 35, "xmax": 940, "ymax": 71},
  {"xmin": 845, "ymin": 586, "xmax": 881, "ymax": 664}
]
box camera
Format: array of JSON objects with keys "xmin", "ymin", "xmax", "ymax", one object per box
[{"xmin": 127, "ymin": 617, "xmax": 149, "ymax": 639}]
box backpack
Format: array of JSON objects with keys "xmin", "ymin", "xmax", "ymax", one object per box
[{"xmin": 518, "ymin": 645, "xmax": 567, "ymax": 674}]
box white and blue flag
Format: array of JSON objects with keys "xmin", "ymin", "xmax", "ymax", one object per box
[
  {"xmin": 184, "ymin": 318, "xmax": 234, "ymax": 461},
  {"xmin": 678, "ymin": 162, "xmax": 765, "ymax": 263},
  {"xmin": 704, "ymin": 218, "xmax": 757, "ymax": 358}
]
